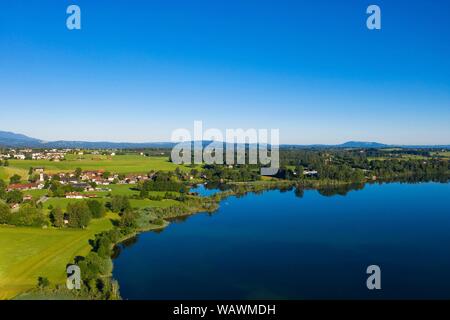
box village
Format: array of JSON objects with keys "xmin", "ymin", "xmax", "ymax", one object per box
[
  {"xmin": 0, "ymin": 149, "xmax": 70, "ymax": 161},
  {"xmin": 4, "ymin": 167, "xmax": 156, "ymax": 209}
]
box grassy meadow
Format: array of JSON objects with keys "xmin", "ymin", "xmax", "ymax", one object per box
[
  {"xmin": 0, "ymin": 167, "xmax": 30, "ymax": 182},
  {"xmin": 0, "ymin": 154, "xmax": 194, "ymax": 299},
  {"xmin": 5, "ymin": 155, "xmax": 196, "ymax": 176},
  {"xmin": 0, "ymin": 215, "xmax": 116, "ymax": 299}
]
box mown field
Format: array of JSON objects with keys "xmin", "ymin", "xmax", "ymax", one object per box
[
  {"xmin": 0, "ymin": 154, "xmax": 193, "ymax": 299},
  {"xmin": 0, "ymin": 167, "xmax": 29, "ymax": 182},
  {"xmin": 431, "ymin": 151, "xmax": 450, "ymax": 159},
  {"xmin": 5, "ymin": 155, "xmax": 196, "ymax": 176},
  {"xmin": 0, "ymin": 215, "xmax": 116, "ymax": 299},
  {"xmin": 42, "ymin": 196, "xmax": 180, "ymax": 212}
]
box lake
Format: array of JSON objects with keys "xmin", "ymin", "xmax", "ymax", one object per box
[{"xmin": 113, "ymin": 182, "xmax": 450, "ymax": 299}]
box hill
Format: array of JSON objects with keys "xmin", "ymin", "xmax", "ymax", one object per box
[{"xmin": 0, "ymin": 130, "xmax": 449, "ymax": 149}]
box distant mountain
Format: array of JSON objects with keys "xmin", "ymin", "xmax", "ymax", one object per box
[
  {"xmin": 283, "ymin": 141, "xmax": 450, "ymax": 149},
  {"xmin": 338, "ymin": 141, "xmax": 389, "ymax": 148},
  {"xmin": 0, "ymin": 131, "xmax": 174, "ymax": 149},
  {"xmin": 0, "ymin": 131, "xmax": 43, "ymax": 147},
  {"xmin": 0, "ymin": 130, "xmax": 449, "ymax": 149}
]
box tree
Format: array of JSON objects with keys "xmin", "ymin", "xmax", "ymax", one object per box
[
  {"xmin": 9, "ymin": 174, "xmax": 21, "ymax": 184},
  {"xmin": 6, "ymin": 190, "xmax": 23, "ymax": 204},
  {"xmin": 0, "ymin": 202, "xmax": 12, "ymax": 224},
  {"xmin": 0, "ymin": 180, "xmax": 6, "ymax": 200},
  {"xmin": 75, "ymin": 167, "xmax": 82, "ymax": 179},
  {"xmin": 86, "ymin": 199, "xmax": 106, "ymax": 218},
  {"xmin": 139, "ymin": 189, "xmax": 149, "ymax": 199},
  {"xmin": 28, "ymin": 174, "xmax": 39, "ymax": 183},
  {"xmin": 110, "ymin": 195, "xmax": 131, "ymax": 213},
  {"xmin": 9, "ymin": 204, "xmax": 48, "ymax": 227},
  {"xmin": 3, "ymin": 160, "xmax": 9, "ymax": 167},
  {"xmin": 119, "ymin": 208, "xmax": 138, "ymax": 229},
  {"xmin": 78, "ymin": 252, "xmax": 112, "ymax": 283},
  {"xmin": 49, "ymin": 207, "xmax": 64, "ymax": 227},
  {"xmin": 37, "ymin": 276, "xmax": 50, "ymax": 288},
  {"xmin": 67, "ymin": 202, "xmax": 92, "ymax": 228},
  {"xmin": 102, "ymin": 171, "xmax": 111, "ymax": 179}
]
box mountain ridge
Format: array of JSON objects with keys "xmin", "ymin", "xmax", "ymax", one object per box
[{"xmin": 0, "ymin": 130, "xmax": 449, "ymax": 149}]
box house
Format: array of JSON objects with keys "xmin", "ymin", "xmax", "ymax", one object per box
[
  {"xmin": 65, "ymin": 192, "xmax": 84, "ymax": 199},
  {"xmin": 13, "ymin": 154, "xmax": 26, "ymax": 160},
  {"xmin": 65, "ymin": 192, "xmax": 97, "ymax": 199},
  {"xmin": 81, "ymin": 170, "xmax": 105, "ymax": 180},
  {"xmin": 32, "ymin": 153, "xmax": 45, "ymax": 160},
  {"xmin": 23, "ymin": 195, "xmax": 33, "ymax": 201},
  {"xmin": 10, "ymin": 203, "xmax": 20, "ymax": 210},
  {"xmin": 124, "ymin": 175, "xmax": 137, "ymax": 184},
  {"xmin": 7, "ymin": 183, "xmax": 39, "ymax": 192},
  {"xmin": 303, "ymin": 170, "xmax": 318, "ymax": 176},
  {"xmin": 70, "ymin": 182, "xmax": 90, "ymax": 191}
]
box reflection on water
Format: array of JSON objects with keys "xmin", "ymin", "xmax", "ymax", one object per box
[
  {"xmin": 190, "ymin": 183, "xmax": 229, "ymax": 196},
  {"xmin": 113, "ymin": 181, "xmax": 450, "ymax": 300}
]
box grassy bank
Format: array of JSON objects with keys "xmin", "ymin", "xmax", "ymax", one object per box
[
  {"xmin": 0, "ymin": 214, "xmax": 117, "ymax": 299},
  {"xmin": 6, "ymin": 155, "xmax": 197, "ymax": 175}
]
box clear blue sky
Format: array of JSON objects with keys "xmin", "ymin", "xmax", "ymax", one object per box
[{"xmin": 1, "ymin": 0, "xmax": 449, "ymax": 144}]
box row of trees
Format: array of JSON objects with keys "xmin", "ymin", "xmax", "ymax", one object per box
[
  {"xmin": 0, "ymin": 198, "xmax": 108, "ymax": 229},
  {"xmin": 0, "ymin": 202, "xmax": 47, "ymax": 227},
  {"xmin": 49, "ymin": 199, "xmax": 106, "ymax": 228},
  {"xmin": 0, "ymin": 160, "xmax": 9, "ymax": 167},
  {"xmin": 140, "ymin": 171, "xmax": 187, "ymax": 192},
  {"xmin": 0, "ymin": 180, "xmax": 26, "ymax": 204},
  {"xmin": 279, "ymin": 149, "xmax": 450, "ymax": 182},
  {"xmin": 201, "ymin": 164, "xmax": 261, "ymax": 182}
]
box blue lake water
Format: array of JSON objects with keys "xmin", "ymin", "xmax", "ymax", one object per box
[
  {"xmin": 189, "ymin": 184, "xmax": 221, "ymax": 197},
  {"xmin": 113, "ymin": 182, "xmax": 450, "ymax": 299}
]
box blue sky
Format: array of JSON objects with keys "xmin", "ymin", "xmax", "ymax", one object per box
[{"xmin": 1, "ymin": 0, "xmax": 449, "ymax": 144}]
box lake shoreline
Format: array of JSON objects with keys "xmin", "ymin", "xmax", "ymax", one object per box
[{"xmin": 113, "ymin": 181, "xmax": 450, "ymax": 300}]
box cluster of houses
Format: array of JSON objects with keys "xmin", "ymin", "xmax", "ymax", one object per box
[
  {"xmin": 52, "ymin": 169, "xmax": 151, "ymax": 187},
  {"xmin": 31, "ymin": 151, "xmax": 66, "ymax": 161},
  {"xmin": 59, "ymin": 170, "xmax": 153, "ymax": 198},
  {"xmin": 0, "ymin": 149, "xmax": 68, "ymax": 161},
  {"xmin": 7, "ymin": 182, "xmax": 45, "ymax": 192},
  {"xmin": 5, "ymin": 168, "xmax": 154, "ymax": 208},
  {"xmin": 65, "ymin": 192, "xmax": 98, "ymax": 199},
  {"xmin": 6, "ymin": 183, "xmax": 45, "ymax": 209},
  {"xmin": 291, "ymin": 169, "xmax": 318, "ymax": 177}
]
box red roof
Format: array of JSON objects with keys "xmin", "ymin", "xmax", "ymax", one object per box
[{"xmin": 7, "ymin": 183, "xmax": 37, "ymax": 191}]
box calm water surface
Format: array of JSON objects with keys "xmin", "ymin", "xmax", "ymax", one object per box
[{"xmin": 113, "ymin": 182, "xmax": 450, "ymax": 299}]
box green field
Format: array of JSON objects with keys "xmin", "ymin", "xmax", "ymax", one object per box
[
  {"xmin": 6, "ymin": 155, "xmax": 196, "ymax": 175},
  {"xmin": 22, "ymin": 189, "xmax": 49, "ymax": 198},
  {"xmin": 0, "ymin": 154, "xmax": 193, "ymax": 299},
  {"xmin": 42, "ymin": 196, "xmax": 180, "ymax": 212},
  {"xmin": 0, "ymin": 167, "xmax": 30, "ymax": 182},
  {"xmin": 0, "ymin": 215, "xmax": 116, "ymax": 299},
  {"xmin": 431, "ymin": 151, "xmax": 450, "ymax": 159}
]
